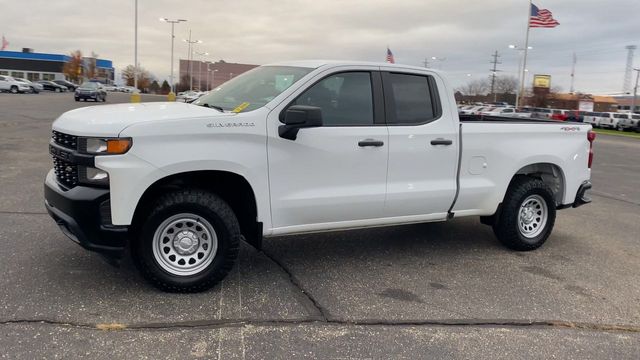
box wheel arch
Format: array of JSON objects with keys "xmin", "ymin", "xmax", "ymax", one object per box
[
  {"xmin": 131, "ymin": 170, "xmax": 262, "ymax": 248},
  {"xmin": 511, "ymin": 162, "xmax": 566, "ymax": 206}
]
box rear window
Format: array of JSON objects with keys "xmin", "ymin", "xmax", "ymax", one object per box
[
  {"xmin": 633, "ymin": 115, "xmax": 640, "ymax": 119},
  {"xmin": 383, "ymin": 73, "xmax": 440, "ymax": 125}
]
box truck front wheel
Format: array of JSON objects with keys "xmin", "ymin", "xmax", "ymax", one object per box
[
  {"xmin": 493, "ymin": 177, "xmax": 556, "ymax": 251},
  {"xmin": 133, "ymin": 190, "xmax": 240, "ymax": 292}
]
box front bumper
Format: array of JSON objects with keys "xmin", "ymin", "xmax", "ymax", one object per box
[
  {"xmin": 44, "ymin": 169, "xmax": 128, "ymax": 259},
  {"xmin": 75, "ymin": 92, "xmax": 99, "ymax": 99}
]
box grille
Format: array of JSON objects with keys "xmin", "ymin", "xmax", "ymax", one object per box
[
  {"xmin": 52, "ymin": 156, "xmax": 79, "ymax": 188},
  {"xmin": 51, "ymin": 130, "xmax": 78, "ymax": 150}
]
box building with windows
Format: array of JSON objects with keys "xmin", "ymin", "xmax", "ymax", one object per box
[
  {"xmin": 178, "ymin": 59, "xmax": 257, "ymax": 91},
  {"xmin": 0, "ymin": 49, "xmax": 114, "ymax": 83}
]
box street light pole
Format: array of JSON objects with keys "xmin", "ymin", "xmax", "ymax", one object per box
[
  {"xmin": 131, "ymin": 0, "xmax": 139, "ymax": 102},
  {"xmin": 160, "ymin": 18, "xmax": 186, "ymax": 96},
  {"xmin": 211, "ymin": 69, "xmax": 218, "ymax": 89},
  {"xmin": 509, "ymin": 44, "xmax": 532, "ymax": 108},
  {"xmin": 183, "ymin": 32, "xmax": 202, "ymax": 91},
  {"xmin": 195, "ymin": 51, "xmax": 208, "ymax": 90}
]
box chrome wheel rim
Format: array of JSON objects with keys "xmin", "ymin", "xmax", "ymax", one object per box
[
  {"xmin": 518, "ymin": 195, "xmax": 548, "ymax": 239},
  {"xmin": 152, "ymin": 213, "xmax": 218, "ymax": 276}
]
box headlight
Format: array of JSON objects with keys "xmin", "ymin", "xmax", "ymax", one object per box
[
  {"xmin": 84, "ymin": 138, "xmax": 132, "ymax": 155},
  {"xmin": 79, "ymin": 166, "xmax": 109, "ymax": 186}
]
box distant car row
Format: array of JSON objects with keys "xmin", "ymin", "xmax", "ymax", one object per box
[
  {"xmin": 458, "ymin": 103, "xmax": 640, "ymax": 132},
  {"xmin": 582, "ymin": 112, "xmax": 640, "ymax": 131},
  {"xmin": 0, "ymin": 75, "xmax": 77, "ymax": 93}
]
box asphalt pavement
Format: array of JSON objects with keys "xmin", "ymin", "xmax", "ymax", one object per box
[{"xmin": 0, "ymin": 92, "xmax": 638, "ymax": 359}]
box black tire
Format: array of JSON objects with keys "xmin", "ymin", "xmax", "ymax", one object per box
[
  {"xmin": 493, "ymin": 176, "xmax": 556, "ymax": 251},
  {"xmin": 75, "ymin": 97, "xmax": 79, "ymax": 102},
  {"xmin": 10, "ymin": 86, "xmax": 18, "ymax": 94},
  {"xmin": 55, "ymin": 87, "xmax": 61, "ymax": 93},
  {"xmin": 132, "ymin": 189, "xmax": 241, "ymax": 292}
]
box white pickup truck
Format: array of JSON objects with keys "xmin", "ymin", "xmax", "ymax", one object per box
[{"xmin": 45, "ymin": 61, "xmax": 594, "ymax": 292}]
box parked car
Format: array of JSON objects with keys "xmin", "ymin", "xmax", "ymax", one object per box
[
  {"xmin": 122, "ymin": 86, "xmax": 137, "ymax": 93},
  {"xmin": 459, "ymin": 105, "xmax": 486, "ymax": 115},
  {"xmin": 531, "ymin": 108, "xmax": 553, "ymax": 119},
  {"xmin": 37, "ymin": 81, "xmax": 68, "ymax": 92},
  {"xmin": 615, "ymin": 113, "xmax": 640, "ymax": 131},
  {"xmin": 0, "ymin": 75, "xmax": 31, "ymax": 93},
  {"xmin": 14, "ymin": 78, "xmax": 44, "ymax": 93},
  {"xmin": 74, "ymin": 81, "xmax": 107, "ymax": 102},
  {"xmin": 596, "ymin": 112, "xmax": 617, "ymax": 129},
  {"xmin": 583, "ymin": 112, "xmax": 601, "ymax": 127},
  {"xmin": 53, "ymin": 79, "xmax": 78, "ymax": 91},
  {"xmin": 176, "ymin": 90, "xmax": 204, "ymax": 103},
  {"xmin": 631, "ymin": 118, "xmax": 640, "ymax": 133},
  {"xmin": 103, "ymin": 84, "xmax": 119, "ymax": 92},
  {"xmin": 481, "ymin": 107, "xmax": 517, "ymax": 116},
  {"xmin": 45, "ymin": 60, "xmax": 594, "ymax": 292}
]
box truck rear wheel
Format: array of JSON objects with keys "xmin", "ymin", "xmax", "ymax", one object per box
[
  {"xmin": 493, "ymin": 177, "xmax": 556, "ymax": 251},
  {"xmin": 133, "ymin": 189, "xmax": 240, "ymax": 292}
]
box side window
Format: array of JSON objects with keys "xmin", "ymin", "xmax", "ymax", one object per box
[
  {"xmin": 384, "ymin": 73, "xmax": 439, "ymax": 125},
  {"xmin": 293, "ymin": 72, "xmax": 373, "ymax": 126}
]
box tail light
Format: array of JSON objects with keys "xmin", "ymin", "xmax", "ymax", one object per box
[{"xmin": 587, "ymin": 130, "xmax": 596, "ymax": 168}]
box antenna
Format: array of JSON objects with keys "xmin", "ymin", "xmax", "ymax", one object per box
[
  {"xmin": 623, "ymin": 45, "xmax": 636, "ymax": 93},
  {"xmin": 570, "ymin": 52, "xmax": 576, "ymax": 94}
]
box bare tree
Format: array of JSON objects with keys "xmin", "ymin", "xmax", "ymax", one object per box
[
  {"xmin": 121, "ymin": 65, "xmax": 153, "ymax": 89},
  {"xmin": 495, "ymin": 75, "xmax": 518, "ymax": 94},
  {"xmin": 457, "ymin": 78, "xmax": 490, "ymax": 96}
]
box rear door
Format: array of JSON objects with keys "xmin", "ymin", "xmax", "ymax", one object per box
[{"xmin": 379, "ymin": 68, "xmax": 458, "ymax": 219}]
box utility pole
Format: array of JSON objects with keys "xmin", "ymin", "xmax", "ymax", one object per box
[
  {"xmin": 423, "ymin": 58, "xmax": 429, "ymax": 68},
  {"xmin": 489, "ymin": 50, "xmax": 502, "ymax": 102},
  {"xmin": 632, "ymin": 68, "xmax": 640, "ymax": 114}
]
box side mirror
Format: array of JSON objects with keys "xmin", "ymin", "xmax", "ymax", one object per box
[{"xmin": 279, "ymin": 105, "xmax": 323, "ymax": 140}]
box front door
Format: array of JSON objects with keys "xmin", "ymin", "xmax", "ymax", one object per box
[{"xmin": 267, "ymin": 69, "xmax": 389, "ymax": 232}]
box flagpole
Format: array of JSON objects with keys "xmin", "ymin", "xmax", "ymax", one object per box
[{"xmin": 518, "ymin": 0, "xmax": 532, "ymax": 108}]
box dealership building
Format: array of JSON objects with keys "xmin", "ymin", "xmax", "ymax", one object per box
[
  {"xmin": 0, "ymin": 48, "xmax": 114, "ymax": 83},
  {"xmin": 178, "ymin": 59, "xmax": 257, "ymax": 91}
]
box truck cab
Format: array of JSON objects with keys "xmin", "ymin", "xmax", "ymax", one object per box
[{"xmin": 45, "ymin": 61, "xmax": 594, "ymax": 292}]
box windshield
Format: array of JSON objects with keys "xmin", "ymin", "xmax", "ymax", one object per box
[
  {"xmin": 80, "ymin": 82, "xmax": 98, "ymax": 88},
  {"xmin": 193, "ymin": 65, "xmax": 313, "ymax": 112}
]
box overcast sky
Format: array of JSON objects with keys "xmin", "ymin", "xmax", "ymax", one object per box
[{"xmin": 1, "ymin": 0, "xmax": 638, "ymax": 94}]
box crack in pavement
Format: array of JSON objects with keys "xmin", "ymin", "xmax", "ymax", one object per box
[
  {"xmin": 1, "ymin": 318, "xmax": 639, "ymax": 334},
  {"xmin": 0, "ymin": 210, "xmax": 48, "ymax": 215},
  {"xmin": 591, "ymin": 191, "xmax": 640, "ymax": 206},
  {"xmin": 260, "ymin": 248, "xmax": 330, "ymax": 322}
]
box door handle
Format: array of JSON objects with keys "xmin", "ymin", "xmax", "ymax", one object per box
[
  {"xmin": 430, "ymin": 138, "xmax": 453, "ymax": 146},
  {"xmin": 358, "ymin": 139, "xmax": 384, "ymax": 147}
]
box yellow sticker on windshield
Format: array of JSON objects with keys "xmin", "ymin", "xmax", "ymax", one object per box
[{"xmin": 232, "ymin": 102, "xmax": 250, "ymax": 113}]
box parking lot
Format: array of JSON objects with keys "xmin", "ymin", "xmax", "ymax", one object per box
[{"xmin": 0, "ymin": 92, "xmax": 639, "ymax": 359}]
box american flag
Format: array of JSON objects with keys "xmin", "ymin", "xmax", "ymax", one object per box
[
  {"xmin": 530, "ymin": 4, "xmax": 559, "ymax": 28},
  {"xmin": 386, "ymin": 48, "xmax": 395, "ymax": 64}
]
